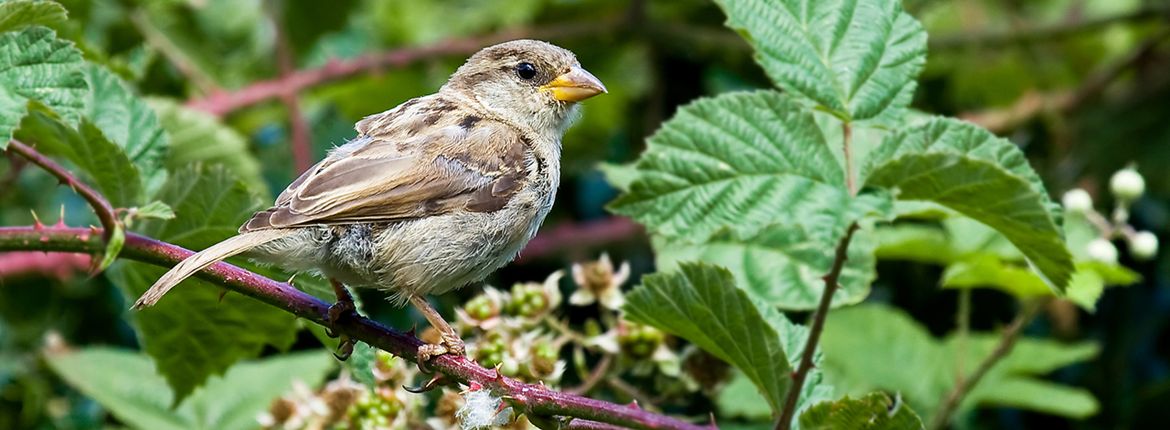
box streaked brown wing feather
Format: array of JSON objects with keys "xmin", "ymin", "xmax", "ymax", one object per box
[{"xmin": 240, "ymin": 98, "xmax": 529, "ymax": 232}]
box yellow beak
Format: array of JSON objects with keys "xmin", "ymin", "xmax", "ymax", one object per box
[{"xmin": 541, "ymin": 66, "xmax": 607, "ymax": 102}]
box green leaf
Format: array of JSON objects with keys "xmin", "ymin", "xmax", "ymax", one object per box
[
  {"xmin": 0, "ymin": 26, "xmax": 86, "ymax": 147},
  {"xmin": 46, "ymin": 347, "xmax": 334, "ymax": 430},
  {"xmin": 0, "ymin": 1, "xmax": 68, "ymax": 33},
  {"xmin": 941, "ymin": 255, "xmax": 1051, "ymax": 297},
  {"xmin": 97, "ymin": 223, "xmax": 125, "ymax": 271},
  {"xmin": 82, "ymin": 64, "xmax": 168, "ymax": 194},
  {"xmin": 132, "ymin": 200, "xmax": 177, "ymax": 222},
  {"xmin": 598, "ymin": 162, "xmax": 638, "ymax": 192},
  {"xmin": 821, "ymin": 304, "xmax": 1099, "ymax": 423},
  {"xmin": 719, "ymin": 371, "xmax": 773, "ymax": 420},
  {"xmin": 625, "ymin": 263, "xmax": 821, "ymax": 417},
  {"xmin": 714, "ymin": 0, "xmax": 927, "ymax": 122},
  {"xmin": 147, "ymin": 97, "xmax": 265, "ymax": 192},
  {"xmin": 609, "ymin": 91, "xmax": 849, "ymax": 241},
  {"xmin": 112, "ymin": 165, "xmax": 298, "ymax": 403},
  {"xmin": 16, "ymin": 105, "xmax": 143, "ymax": 207},
  {"xmin": 655, "ymin": 223, "xmax": 876, "ymax": 309},
  {"xmin": 874, "ymin": 224, "xmax": 954, "ymax": 264},
  {"xmin": 862, "ymin": 118, "xmax": 1073, "ymax": 290},
  {"xmin": 799, "ymin": 392, "xmax": 924, "ymax": 430}
]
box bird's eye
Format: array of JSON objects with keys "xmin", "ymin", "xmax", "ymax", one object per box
[{"xmin": 516, "ymin": 62, "xmax": 537, "ymax": 80}]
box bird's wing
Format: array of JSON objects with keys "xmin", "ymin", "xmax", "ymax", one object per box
[{"xmin": 241, "ymin": 97, "xmax": 529, "ymax": 232}]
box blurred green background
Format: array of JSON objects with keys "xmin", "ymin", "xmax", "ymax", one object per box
[{"xmin": 2, "ymin": 0, "xmax": 1170, "ymax": 429}]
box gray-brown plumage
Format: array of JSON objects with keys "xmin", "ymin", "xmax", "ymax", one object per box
[{"xmin": 132, "ymin": 39, "xmax": 606, "ymax": 361}]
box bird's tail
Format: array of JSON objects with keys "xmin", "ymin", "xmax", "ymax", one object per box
[{"xmin": 132, "ymin": 229, "xmax": 293, "ymax": 309}]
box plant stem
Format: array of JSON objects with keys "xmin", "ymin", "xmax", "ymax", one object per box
[
  {"xmin": 962, "ymin": 26, "xmax": 1170, "ymax": 133},
  {"xmin": 186, "ymin": 20, "xmax": 619, "ymax": 116},
  {"xmin": 926, "ymin": 300, "xmax": 1046, "ymax": 430},
  {"xmin": 267, "ymin": 0, "xmax": 314, "ymax": 174},
  {"xmin": 6, "ymin": 140, "xmax": 118, "ymax": 242},
  {"xmin": 774, "ymin": 222, "xmax": 860, "ymax": 430},
  {"xmin": 0, "ymin": 225, "xmax": 707, "ymax": 430},
  {"xmin": 930, "ymin": 5, "xmax": 1168, "ymax": 50},
  {"xmin": 518, "ymin": 217, "xmax": 641, "ymax": 262},
  {"xmin": 568, "ymin": 355, "xmax": 613, "ymax": 396},
  {"xmin": 955, "ymin": 289, "xmax": 972, "ymax": 382}
]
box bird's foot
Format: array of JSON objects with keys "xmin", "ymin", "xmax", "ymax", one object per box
[
  {"xmin": 416, "ymin": 332, "xmax": 466, "ymax": 372},
  {"xmin": 325, "ymin": 299, "xmax": 358, "ymax": 361}
]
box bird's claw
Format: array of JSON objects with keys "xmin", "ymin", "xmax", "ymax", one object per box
[
  {"xmin": 415, "ymin": 334, "xmax": 466, "ymax": 373},
  {"xmin": 326, "ymin": 299, "xmax": 358, "ymax": 361}
]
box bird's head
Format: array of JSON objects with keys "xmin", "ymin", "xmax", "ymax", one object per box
[{"xmin": 444, "ymin": 39, "xmax": 607, "ymax": 137}]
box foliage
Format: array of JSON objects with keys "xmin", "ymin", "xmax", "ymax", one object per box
[
  {"xmin": 46, "ymin": 347, "xmax": 334, "ymax": 430},
  {"xmin": 821, "ymin": 304, "xmax": 1099, "ymax": 422},
  {"xmin": 799, "ymin": 392, "xmax": 924, "ymax": 430},
  {"xmin": 625, "ymin": 263, "xmax": 813, "ymax": 415}
]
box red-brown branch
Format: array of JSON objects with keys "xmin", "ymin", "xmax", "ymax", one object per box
[
  {"xmin": 186, "ymin": 21, "xmax": 613, "ymax": 117},
  {"xmin": 0, "ymin": 225, "xmax": 707, "ymax": 430},
  {"xmin": 775, "ymin": 223, "xmax": 859, "ymax": 430},
  {"xmin": 518, "ymin": 217, "xmax": 642, "ymax": 262},
  {"xmin": 6, "ymin": 140, "xmax": 118, "ymax": 242},
  {"xmin": 269, "ymin": 2, "xmax": 313, "ymax": 173}
]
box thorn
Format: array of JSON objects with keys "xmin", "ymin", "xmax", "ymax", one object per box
[
  {"xmin": 333, "ymin": 339, "xmax": 354, "ymax": 361},
  {"xmin": 628, "ymin": 400, "xmax": 640, "ymax": 410},
  {"xmin": 55, "ymin": 205, "xmax": 66, "ymax": 227},
  {"xmin": 708, "ymin": 412, "xmax": 718, "ymax": 429},
  {"xmin": 31, "ymin": 210, "xmax": 43, "ymax": 230},
  {"xmin": 406, "ymin": 324, "xmax": 418, "ymax": 337},
  {"xmin": 492, "ymin": 363, "xmax": 506, "ymax": 382},
  {"xmin": 286, "ymin": 273, "xmax": 297, "ymax": 286},
  {"xmin": 468, "ymin": 381, "xmax": 484, "ymax": 392},
  {"xmin": 403, "ymin": 373, "xmax": 447, "ymax": 393}
]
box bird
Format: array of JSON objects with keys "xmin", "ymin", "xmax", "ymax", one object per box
[{"xmin": 132, "ymin": 39, "xmax": 606, "ymax": 363}]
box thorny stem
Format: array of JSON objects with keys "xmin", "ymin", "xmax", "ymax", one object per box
[
  {"xmin": 963, "ymin": 25, "xmax": 1170, "ymax": 133},
  {"xmin": 0, "ymin": 226, "xmax": 707, "ymax": 430},
  {"xmin": 926, "ymin": 300, "xmax": 1047, "ymax": 430},
  {"xmin": 186, "ymin": 20, "xmax": 619, "ymax": 116},
  {"xmin": 267, "ymin": 0, "xmax": 314, "ymax": 174},
  {"xmin": 774, "ymin": 222, "xmax": 860, "ymax": 430},
  {"xmin": 6, "ymin": 140, "xmax": 118, "ymax": 243},
  {"xmin": 930, "ymin": 5, "xmax": 1169, "ymax": 50}
]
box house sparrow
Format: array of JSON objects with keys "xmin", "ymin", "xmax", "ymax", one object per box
[{"xmin": 132, "ymin": 39, "xmax": 606, "ymax": 362}]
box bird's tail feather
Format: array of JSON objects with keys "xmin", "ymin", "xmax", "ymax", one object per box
[{"xmin": 132, "ymin": 229, "xmax": 292, "ymax": 309}]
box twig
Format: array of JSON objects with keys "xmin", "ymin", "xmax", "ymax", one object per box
[
  {"xmin": 517, "ymin": 217, "xmax": 642, "ymax": 263},
  {"xmin": 775, "ymin": 222, "xmax": 859, "ymax": 430},
  {"xmin": 186, "ymin": 20, "xmax": 617, "ymax": 116},
  {"xmin": 607, "ymin": 377, "xmax": 659, "ymax": 410},
  {"xmin": 268, "ymin": 0, "xmax": 314, "ymax": 173},
  {"xmin": 930, "ymin": 5, "xmax": 1168, "ymax": 50},
  {"xmin": 568, "ymin": 355, "xmax": 613, "ymax": 396},
  {"xmin": 6, "ymin": 140, "xmax": 118, "ymax": 242},
  {"xmin": 955, "ymin": 289, "xmax": 972, "ymax": 383},
  {"xmin": 129, "ymin": 10, "xmax": 219, "ymax": 94},
  {"xmin": 0, "ymin": 225, "xmax": 708, "ymax": 430},
  {"xmin": 926, "ymin": 300, "xmax": 1046, "ymax": 430},
  {"xmin": 963, "ymin": 26, "xmax": 1170, "ymax": 133},
  {"xmin": 0, "ymin": 252, "xmax": 90, "ymax": 280}
]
